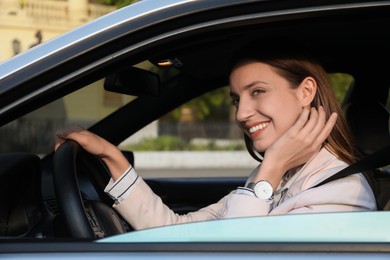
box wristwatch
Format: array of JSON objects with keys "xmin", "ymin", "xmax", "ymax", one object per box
[{"xmin": 246, "ymin": 180, "xmax": 274, "ymax": 200}]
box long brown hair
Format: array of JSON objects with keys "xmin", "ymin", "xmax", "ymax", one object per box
[{"xmin": 230, "ymin": 42, "xmax": 357, "ymax": 164}]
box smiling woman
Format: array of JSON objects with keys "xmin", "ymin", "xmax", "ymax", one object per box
[
  {"xmin": 0, "ymin": 0, "xmax": 390, "ymax": 258},
  {"xmin": 54, "ymin": 39, "xmax": 376, "ymax": 231}
]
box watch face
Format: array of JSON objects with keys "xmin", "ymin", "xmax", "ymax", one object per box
[{"xmin": 254, "ymin": 181, "xmax": 273, "ymax": 200}]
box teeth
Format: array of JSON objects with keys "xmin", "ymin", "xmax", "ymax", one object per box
[{"xmin": 249, "ymin": 122, "xmax": 269, "ymax": 133}]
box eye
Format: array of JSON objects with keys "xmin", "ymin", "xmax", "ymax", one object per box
[
  {"xmin": 230, "ymin": 96, "xmax": 239, "ymax": 106},
  {"xmin": 252, "ymin": 89, "xmax": 265, "ymax": 96}
]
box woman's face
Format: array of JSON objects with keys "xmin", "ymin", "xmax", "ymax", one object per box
[{"xmin": 229, "ymin": 60, "xmax": 304, "ymax": 152}]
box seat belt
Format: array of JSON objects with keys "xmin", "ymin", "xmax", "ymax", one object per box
[
  {"xmin": 310, "ymin": 144, "xmax": 390, "ymax": 210},
  {"xmin": 311, "ymin": 145, "xmax": 390, "ymax": 189}
]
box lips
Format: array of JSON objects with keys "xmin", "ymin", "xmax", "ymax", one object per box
[{"xmin": 246, "ymin": 121, "xmax": 269, "ymax": 138}]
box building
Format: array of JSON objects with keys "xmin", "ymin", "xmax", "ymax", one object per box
[
  {"xmin": 0, "ymin": 0, "xmax": 124, "ymax": 153},
  {"xmin": 0, "ymin": 0, "xmax": 115, "ymax": 61}
]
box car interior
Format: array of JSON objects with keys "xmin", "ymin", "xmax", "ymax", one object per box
[{"xmin": 0, "ymin": 2, "xmax": 390, "ymax": 240}]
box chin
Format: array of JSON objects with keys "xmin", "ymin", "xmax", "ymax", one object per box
[{"xmin": 252, "ymin": 142, "xmax": 270, "ymax": 153}]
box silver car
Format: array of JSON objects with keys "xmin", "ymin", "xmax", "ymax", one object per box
[{"xmin": 0, "ymin": 0, "xmax": 389, "ymax": 258}]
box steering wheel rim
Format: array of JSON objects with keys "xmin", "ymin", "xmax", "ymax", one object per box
[
  {"xmin": 54, "ymin": 140, "xmax": 130, "ymax": 238},
  {"xmin": 53, "ymin": 140, "xmax": 95, "ymax": 238}
]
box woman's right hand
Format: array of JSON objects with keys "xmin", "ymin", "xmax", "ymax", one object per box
[{"xmin": 55, "ymin": 126, "xmax": 130, "ymax": 180}]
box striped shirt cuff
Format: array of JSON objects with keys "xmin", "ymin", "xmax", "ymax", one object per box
[
  {"xmin": 236, "ymin": 187, "xmax": 256, "ymax": 196},
  {"xmin": 236, "ymin": 187, "xmax": 274, "ymax": 204},
  {"xmin": 104, "ymin": 166, "xmax": 139, "ymax": 204}
]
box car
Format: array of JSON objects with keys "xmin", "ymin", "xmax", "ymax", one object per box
[{"xmin": 0, "ymin": 0, "xmax": 390, "ymax": 258}]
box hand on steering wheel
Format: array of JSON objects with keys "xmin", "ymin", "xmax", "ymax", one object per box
[{"xmin": 54, "ymin": 140, "xmax": 129, "ymax": 238}]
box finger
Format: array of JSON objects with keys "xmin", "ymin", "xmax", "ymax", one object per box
[
  {"xmin": 306, "ymin": 106, "xmax": 326, "ymax": 139},
  {"xmin": 54, "ymin": 132, "xmax": 79, "ymax": 151},
  {"xmin": 313, "ymin": 112, "xmax": 338, "ymax": 147},
  {"xmin": 54, "ymin": 142, "xmax": 62, "ymax": 151},
  {"xmin": 64, "ymin": 130, "xmax": 91, "ymax": 146},
  {"xmin": 293, "ymin": 106, "xmax": 324, "ymax": 140},
  {"xmin": 300, "ymin": 106, "xmax": 320, "ymax": 136},
  {"xmin": 54, "ymin": 132, "xmax": 67, "ymax": 151},
  {"xmin": 54, "ymin": 126, "xmax": 87, "ymax": 151},
  {"xmin": 289, "ymin": 107, "xmax": 311, "ymax": 133},
  {"xmin": 55, "ymin": 125, "xmax": 84, "ymax": 140}
]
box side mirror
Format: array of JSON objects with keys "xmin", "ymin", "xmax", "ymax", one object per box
[{"xmin": 104, "ymin": 67, "xmax": 160, "ymax": 96}]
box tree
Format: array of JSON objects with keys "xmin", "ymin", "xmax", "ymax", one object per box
[{"xmin": 92, "ymin": 0, "xmax": 138, "ymax": 8}]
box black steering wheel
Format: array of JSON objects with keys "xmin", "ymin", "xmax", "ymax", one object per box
[{"xmin": 53, "ymin": 140, "xmax": 129, "ymax": 238}]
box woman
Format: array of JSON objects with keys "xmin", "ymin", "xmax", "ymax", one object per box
[{"xmin": 56, "ymin": 43, "xmax": 377, "ymax": 230}]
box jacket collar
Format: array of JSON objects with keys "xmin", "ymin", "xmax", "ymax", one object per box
[{"xmin": 282, "ymin": 147, "xmax": 348, "ymax": 195}]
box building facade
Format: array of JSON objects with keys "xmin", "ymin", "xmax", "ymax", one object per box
[
  {"xmin": 0, "ymin": 0, "xmax": 115, "ymax": 61},
  {"xmin": 0, "ymin": 0, "xmax": 122, "ymax": 153}
]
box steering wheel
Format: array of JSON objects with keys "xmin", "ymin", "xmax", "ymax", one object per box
[{"xmin": 53, "ymin": 140, "xmax": 129, "ymax": 238}]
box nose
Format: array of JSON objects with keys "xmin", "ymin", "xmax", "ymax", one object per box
[{"xmin": 236, "ymin": 98, "xmax": 254, "ymax": 123}]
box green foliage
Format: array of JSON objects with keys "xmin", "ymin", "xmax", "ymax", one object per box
[
  {"xmin": 92, "ymin": 0, "xmax": 137, "ymax": 8},
  {"xmin": 328, "ymin": 73, "xmax": 354, "ymax": 103},
  {"xmin": 128, "ymin": 135, "xmax": 187, "ymax": 151},
  {"xmin": 165, "ymin": 87, "xmax": 231, "ymax": 122},
  {"xmin": 126, "ymin": 135, "xmax": 245, "ymax": 151},
  {"xmin": 188, "ymin": 139, "xmax": 245, "ymax": 151},
  {"xmin": 115, "ymin": 0, "xmax": 138, "ymax": 8}
]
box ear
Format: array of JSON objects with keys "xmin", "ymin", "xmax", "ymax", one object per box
[{"xmin": 297, "ymin": 77, "xmax": 317, "ymax": 107}]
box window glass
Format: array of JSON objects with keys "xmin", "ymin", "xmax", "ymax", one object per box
[
  {"xmin": 0, "ymin": 60, "xmax": 177, "ymax": 156},
  {"xmin": 0, "ymin": 79, "xmax": 132, "ymax": 155}
]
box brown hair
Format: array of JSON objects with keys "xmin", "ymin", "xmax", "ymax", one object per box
[{"xmin": 230, "ymin": 42, "xmax": 357, "ymax": 164}]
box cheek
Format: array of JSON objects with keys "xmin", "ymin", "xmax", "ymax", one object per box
[
  {"xmin": 271, "ymin": 98, "xmax": 303, "ymax": 133},
  {"xmin": 275, "ymin": 107, "xmax": 302, "ymax": 133}
]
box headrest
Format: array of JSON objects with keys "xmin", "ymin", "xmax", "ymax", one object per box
[{"xmin": 344, "ymin": 101, "xmax": 390, "ymax": 155}]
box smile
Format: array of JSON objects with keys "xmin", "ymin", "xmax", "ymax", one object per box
[{"xmin": 248, "ymin": 122, "xmax": 269, "ymax": 134}]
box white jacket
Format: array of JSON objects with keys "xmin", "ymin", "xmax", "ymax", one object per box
[{"xmin": 112, "ymin": 148, "xmax": 377, "ymax": 230}]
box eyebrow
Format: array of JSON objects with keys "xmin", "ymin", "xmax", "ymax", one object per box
[{"xmin": 230, "ymin": 80, "xmax": 265, "ymax": 97}]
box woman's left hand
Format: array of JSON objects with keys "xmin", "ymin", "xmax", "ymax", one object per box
[{"xmin": 255, "ymin": 106, "xmax": 337, "ymax": 188}]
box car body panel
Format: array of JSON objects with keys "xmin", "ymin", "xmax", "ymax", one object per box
[{"xmin": 101, "ymin": 211, "xmax": 390, "ymax": 243}]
